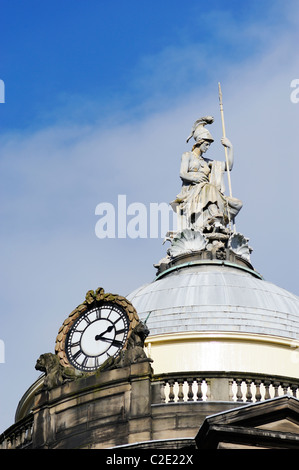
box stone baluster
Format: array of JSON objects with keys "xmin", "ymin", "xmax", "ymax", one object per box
[
  {"xmin": 269, "ymin": 381, "xmax": 280, "ymax": 398},
  {"xmin": 264, "ymin": 380, "xmax": 272, "ymax": 400},
  {"xmin": 245, "ymin": 379, "xmax": 253, "ymax": 402},
  {"xmin": 235, "ymin": 379, "xmax": 243, "ymax": 402},
  {"xmin": 20, "ymin": 427, "xmax": 25, "ymax": 446},
  {"xmin": 160, "ymin": 380, "xmax": 166, "ymax": 403},
  {"xmin": 196, "ymin": 378, "xmax": 203, "ymax": 401},
  {"xmin": 168, "ymin": 379, "xmax": 175, "ymax": 402},
  {"xmin": 177, "ymin": 379, "xmax": 184, "ymax": 402},
  {"xmin": 254, "ymin": 380, "xmax": 262, "ymax": 402},
  {"xmin": 282, "ymin": 382, "xmax": 289, "ymax": 395},
  {"xmin": 290, "ymin": 384, "xmax": 298, "ymax": 398},
  {"xmin": 27, "ymin": 423, "xmax": 33, "ymax": 443},
  {"xmin": 228, "ymin": 379, "xmax": 234, "ymax": 401},
  {"xmin": 205, "ymin": 379, "xmax": 211, "ymax": 401},
  {"xmin": 187, "ymin": 378, "xmax": 194, "ymax": 401}
]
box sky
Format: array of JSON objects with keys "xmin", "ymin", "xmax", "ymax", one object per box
[{"xmin": 0, "ymin": 0, "xmax": 299, "ymax": 433}]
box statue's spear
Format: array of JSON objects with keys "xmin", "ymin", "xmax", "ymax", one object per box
[
  {"xmin": 218, "ymin": 82, "xmax": 236, "ymax": 231},
  {"xmin": 218, "ymin": 82, "xmax": 233, "ymax": 199}
]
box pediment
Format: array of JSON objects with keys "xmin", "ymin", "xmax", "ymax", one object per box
[
  {"xmin": 196, "ymin": 395, "xmax": 299, "ymax": 449},
  {"xmin": 258, "ymin": 417, "xmax": 299, "ymax": 434}
]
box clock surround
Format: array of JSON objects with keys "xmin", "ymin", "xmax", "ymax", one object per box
[{"xmin": 55, "ymin": 287, "xmax": 139, "ymax": 372}]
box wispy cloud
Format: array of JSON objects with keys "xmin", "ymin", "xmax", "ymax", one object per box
[{"xmin": 1, "ymin": 1, "xmax": 299, "ymax": 433}]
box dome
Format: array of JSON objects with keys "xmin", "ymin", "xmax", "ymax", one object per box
[
  {"xmin": 127, "ymin": 259, "xmax": 299, "ymax": 377},
  {"xmin": 127, "ymin": 261, "xmax": 299, "ymax": 340}
]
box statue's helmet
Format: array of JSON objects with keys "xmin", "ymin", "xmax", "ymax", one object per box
[
  {"xmin": 193, "ymin": 127, "xmax": 214, "ymax": 143},
  {"xmin": 186, "ymin": 116, "xmax": 214, "ymax": 143}
]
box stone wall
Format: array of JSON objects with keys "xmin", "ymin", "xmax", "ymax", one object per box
[{"xmin": 31, "ymin": 362, "xmax": 153, "ymax": 449}]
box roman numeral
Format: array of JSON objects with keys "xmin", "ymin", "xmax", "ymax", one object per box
[
  {"xmin": 73, "ymin": 349, "xmax": 83, "ymax": 360},
  {"xmin": 82, "ymin": 357, "xmax": 89, "ymax": 368},
  {"xmin": 96, "ymin": 309, "xmax": 101, "ymax": 319},
  {"xmin": 107, "ymin": 308, "xmax": 113, "ymax": 319},
  {"xmin": 115, "ymin": 328, "xmax": 126, "ymax": 335}
]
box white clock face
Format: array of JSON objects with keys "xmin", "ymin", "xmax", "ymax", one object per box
[{"xmin": 66, "ymin": 302, "xmax": 129, "ymax": 371}]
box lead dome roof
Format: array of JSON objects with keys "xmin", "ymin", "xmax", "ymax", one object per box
[{"xmin": 127, "ymin": 262, "xmax": 299, "ymax": 340}]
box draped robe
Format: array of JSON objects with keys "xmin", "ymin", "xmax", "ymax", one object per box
[{"xmin": 171, "ymin": 151, "xmax": 242, "ymax": 230}]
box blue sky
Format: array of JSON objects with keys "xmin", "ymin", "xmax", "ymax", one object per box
[
  {"xmin": 1, "ymin": 0, "xmax": 299, "ymax": 433},
  {"xmin": 1, "ymin": 0, "xmax": 290, "ymax": 130}
]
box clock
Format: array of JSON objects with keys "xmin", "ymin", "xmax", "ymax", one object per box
[
  {"xmin": 55, "ymin": 287, "xmax": 140, "ymax": 372},
  {"xmin": 66, "ymin": 302, "xmax": 130, "ymax": 372}
]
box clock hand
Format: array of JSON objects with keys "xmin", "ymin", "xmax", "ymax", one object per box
[
  {"xmin": 95, "ymin": 325, "xmax": 114, "ymax": 341},
  {"xmin": 95, "ymin": 336, "xmax": 123, "ymax": 347}
]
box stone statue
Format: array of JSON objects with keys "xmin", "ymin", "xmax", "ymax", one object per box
[
  {"xmin": 155, "ymin": 114, "xmax": 253, "ymax": 272},
  {"xmin": 171, "ymin": 117, "xmax": 242, "ymax": 232},
  {"xmin": 35, "ymin": 353, "xmax": 81, "ymax": 390},
  {"xmin": 99, "ymin": 321, "xmax": 153, "ymax": 371}
]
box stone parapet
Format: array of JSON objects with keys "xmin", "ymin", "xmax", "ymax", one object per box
[{"xmin": 3, "ymin": 368, "xmax": 299, "ymax": 449}]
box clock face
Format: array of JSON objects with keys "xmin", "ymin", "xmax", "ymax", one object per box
[{"xmin": 66, "ymin": 302, "xmax": 129, "ymax": 371}]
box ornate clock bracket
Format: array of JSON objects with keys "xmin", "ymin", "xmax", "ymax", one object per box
[{"xmin": 35, "ymin": 287, "xmax": 151, "ymax": 390}]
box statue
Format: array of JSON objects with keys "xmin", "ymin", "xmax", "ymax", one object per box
[
  {"xmin": 99, "ymin": 321, "xmax": 153, "ymax": 371},
  {"xmin": 155, "ymin": 88, "xmax": 253, "ymax": 272},
  {"xmin": 170, "ymin": 116, "xmax": 242, "ymax": 232},
  {"xmin": 35, "ymin": 353, "xmax": 82, "ymax": 390}
]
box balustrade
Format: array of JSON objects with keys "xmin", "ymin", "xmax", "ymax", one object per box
[
  {"xmin": 0, "ymin": 414, "xmax": 33, "ymax": 449},
  {"xmin": 154, "ymin": 372, "xmax": 299, "ymax": 404},
  {"xmin": 3, "ymin": 371, "xmax": 299, "ymax": 448}
]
